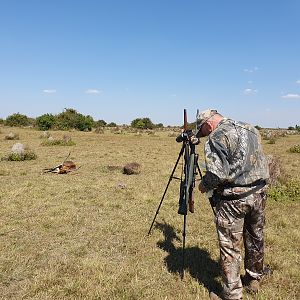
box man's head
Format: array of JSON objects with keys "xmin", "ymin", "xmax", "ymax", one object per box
[{"xmin": 196, "ymin": 109, "xmax": 223, "ymax": 137}]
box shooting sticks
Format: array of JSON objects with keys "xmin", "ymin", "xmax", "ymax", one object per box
[{"xmin": 148, "ymin": 109, "xmax": 202, "ymax": 279}]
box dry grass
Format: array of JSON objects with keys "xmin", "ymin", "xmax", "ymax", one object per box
[{"xmin": 0, "ymin": 127, "xmax": 299, "ymax": 300}]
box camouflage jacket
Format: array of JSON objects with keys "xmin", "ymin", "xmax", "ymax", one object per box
[{"xmin": 201, "ymin": 118, "xmax": 269, "ymax": 195}]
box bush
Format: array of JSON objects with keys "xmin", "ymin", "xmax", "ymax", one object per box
[
  {"xmin": 289, "ymin": 144, "xmax": 300, "ymax": 153},
  {"xmin": 95, "ymin": 120, "xmax": 107, "ymax": 127},
  {"xmin": 268, "ymin": 179, "xmax": 300, "ymax": 201},
  {"xmin": 131, "ymin": 117, "xmax": 154, "ymax": 129},
  {"xmin": 55, "ymin": 108, "xmax": 94, "ymax": 131},
  {"xmin": 107, "ymin": 122, "xmax": 117, "ymax": 127},
  {"xmin": 36, "ymin": 114, "xmax": 56, "ymax": 130},
  {"xmin": 5, "ymin": 151, "xmax": 37, "ymax": 161},
  {"xmin": 1, "ymin": 145, "xmax": 37, "ymax": 161},
  {"xmin": 5, "ymin": 113, "xmax": 30, "ymax": 127}
]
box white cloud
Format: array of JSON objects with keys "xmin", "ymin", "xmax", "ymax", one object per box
[
  {"xmin": 170, "ymin": 94, "xmax": 177, "ymax": 97},
  {"xmin": 244, "ymin": 88, "xmax": 258, "ymax": 95},
  {"xmin": 243, "ymin": 67, "xmax": 259, "ymax": 73},
  {"xmin": 43, "ymin": 89, "xmax": 56, "ymax": 93},
  {"xmin": 296, "ymin": 80, "xmax": 300, "ymax": 84},
  {"xmin": 85, "ymin": 89, "xmax": 102, "ymax": 94},
  {"xmin": 282, "ymin": 93, "xmax": 300, "ymax": 99}
]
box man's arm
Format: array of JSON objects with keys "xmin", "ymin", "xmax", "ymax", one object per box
[{"xmin": 199, "ymin": 137, "xmax": 230, "ymax": 192}]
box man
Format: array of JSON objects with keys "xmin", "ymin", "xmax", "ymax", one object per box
[{"xmin": 195, "ymin": 109, "xmax": 270, "ymax": 300}]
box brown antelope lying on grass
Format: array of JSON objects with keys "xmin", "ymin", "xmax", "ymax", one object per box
[{"xmin": 43, "ymin": 153, "xmax": 81, "ymax": 174}]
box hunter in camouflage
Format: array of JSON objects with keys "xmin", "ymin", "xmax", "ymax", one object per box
[{"xmin": 196, "ymin": 109, "xmax": 269, "ymax": 300}]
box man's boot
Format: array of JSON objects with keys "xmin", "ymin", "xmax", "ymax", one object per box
[{"xmin": 242, "ymin": 274, "xmax": 260, "ymax": 294}]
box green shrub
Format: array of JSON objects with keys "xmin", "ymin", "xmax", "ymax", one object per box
[
  {"xmin": 36, "ymin": 114, "xmax": 56, "ymax": 130},
  {"xmin": 8, "ymin": 151, "xmax": 37, "ymax": 161},
  {"xmin": 289, "ymin": 144, "xmax": 300, "ymax": 153},
  {"xmin": 131, "ymin": 117, "xmax": 154, "ymax": 129},
  {"xmin": 95, "ymin": 120, "xmax": 107, "ymax": 127},
  {"xmin": 268, "ymin": 179, "xmax": 300, "ymax": 201},
  {"xmin": 5, "ymin": 113, "xmax": 30, "ymax": 127},
  {"xmin": 1, "ymin": 150, "xmax": 37, "ymax": 161},
  {"xmin": 55, "ymin": 108, "xmax": 94, "ymax": 131}
]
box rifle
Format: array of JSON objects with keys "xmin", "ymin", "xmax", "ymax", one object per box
[{"xmin": 148, "ymin": 109, "xmax": 202, "ymax": 279}]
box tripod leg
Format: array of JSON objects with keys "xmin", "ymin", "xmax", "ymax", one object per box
[
  {"xmin": 148, "ymin": 144, "xmax": 184, "ymax": 235},
  {"xmin": 181, "ymin": 214, "xmax": 187, "ymax": 279}
]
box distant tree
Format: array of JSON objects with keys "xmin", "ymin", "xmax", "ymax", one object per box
[
  {"xmin": 288, "ymin": 126, "xmax": 295, "ymax": 130},
  {"xmin": 155, "ymin": 123, "xmax": 164, "ymax": 128},
  {"xmin": 296, "ymin": 125, "xmax": 300, "ymax": 132},
  {"xmin": 5, "ymin": 113, "xmax": 30, "ymax": 127},
  {"xmin": 77, "ymin": 114, "xmax": 94, "ymax": 131},
  {"xmin": 95, "ymin": 119, "xmax": 107, "ymax": 127},
  {"xmin": 107, "ymin": 122, "xmax": 117, "ymax": 127},
  {"xmin": 36, "ymin": 113, "xmax": 56, "ymax": 130},
  {"xmin": 255, "ymin": 125, "xmax": 262, "ymax": 130},
  {"xmin": 131, "ymin": 117, "xmax": 154, "ymax": 129},
  {"xmin": 0, "ymin": 118, "xmax": 4, "ymax": 125},
  {"xmin": 55, "ymin": 108, "xmax": 94, "ymax": 131}
]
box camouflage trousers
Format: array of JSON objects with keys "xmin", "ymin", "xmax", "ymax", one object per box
[{"xmin": 215, "ymin": 191, "xmax": 267, "ymax": 300}]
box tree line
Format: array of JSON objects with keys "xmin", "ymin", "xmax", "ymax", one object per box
[{"xmin": 0, "ymin": 108, "xmax": 164, "ymax": 131}]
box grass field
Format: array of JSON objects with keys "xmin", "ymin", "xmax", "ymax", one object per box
[{"xmin": 0, "ymin": 127, "xmax": 299, "ymax": 300}]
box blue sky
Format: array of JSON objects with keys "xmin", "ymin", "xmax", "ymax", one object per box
[{"xmin": 1, "ymin": 0, "xmax": 300, "ymax": 128}]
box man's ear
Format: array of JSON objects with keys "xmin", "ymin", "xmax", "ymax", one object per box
[{"xmin": 206, "ymin": 121, "xmax": 214, "ymax": 133}]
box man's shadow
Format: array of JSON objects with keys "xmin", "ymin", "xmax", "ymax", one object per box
[{"xmin": 155, "ymin": 221, "xmax": 222, "ymax": 294}]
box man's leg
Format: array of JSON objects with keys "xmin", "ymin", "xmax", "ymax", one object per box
[
  {"xmin": 216, "ymin": 200, "xmax": 246, "ymax": 300},
  {"xmin": 243, "ymin": 192, "xmax": 267, "ymax": 280}
]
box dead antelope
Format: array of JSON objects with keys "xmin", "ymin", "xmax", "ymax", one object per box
[{"xmin": 43, "ymin": 153, "xmax": 81, "ymax": 174}]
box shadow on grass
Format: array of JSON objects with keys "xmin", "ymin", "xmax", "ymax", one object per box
[{"xmin": 155, "ymin": 221, "xmax": 222, "ymax": 294}]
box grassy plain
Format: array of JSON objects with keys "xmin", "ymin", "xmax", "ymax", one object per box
[{"xmin": 0, "ymin": 127, "xmax": 299, "ymax": 300}]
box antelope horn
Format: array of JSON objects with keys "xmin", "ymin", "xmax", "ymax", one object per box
[{"xmin": 62, "ymin": 152, "xmax": 71, "ymax": 165}]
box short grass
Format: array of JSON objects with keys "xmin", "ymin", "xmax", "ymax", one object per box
[{"xmin": 0, "ymin": 127, "xmax": 299, "ymax": 300}]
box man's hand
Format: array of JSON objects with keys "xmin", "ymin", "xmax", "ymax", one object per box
[
  {"xmin": 198, "ymin": 181, "xmax": 206, "ymax": 193},
  {"xmin": 190, "ymin": 136, "xmax": 200, "ymax": 145}
]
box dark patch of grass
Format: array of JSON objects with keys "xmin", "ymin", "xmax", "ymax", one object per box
[
  {"xmin": 41, "ymin": 138, "xmax": 75, "ymax": 146},
  {"xmin": 289, "ymin": 144, "xmax": 300, "ymax": 153}
]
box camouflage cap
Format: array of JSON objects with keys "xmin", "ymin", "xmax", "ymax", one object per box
[{"xmin": 196, "ymin": 109, "xmax": 218, "ymax": 137}]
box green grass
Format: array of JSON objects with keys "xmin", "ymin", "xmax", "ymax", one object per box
[{"xmin": 0, "ymin": 127, "xmax": 299, "ymax": 299}]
